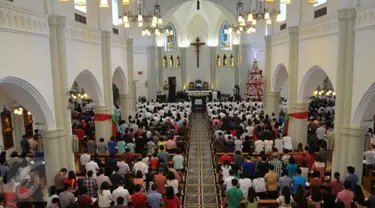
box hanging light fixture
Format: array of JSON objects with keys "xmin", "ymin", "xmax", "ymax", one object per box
[
  {"xmin": 247, "ymin": 13, "xmax": 253, "ymax": 22},
  {"xmin": 75, "ymin": 0, "xmax": 86, "ymax": 6},
  {"xmin": 137, "ymin": 14, "xmax": 143, "ymax": 22},
  {"xmin": 266, "ymin": 19, "xmax": 272, "ymax": 25},
  {"xmin": 124, "ymin": 22, "xmax": 130, "ymax": 28},
  {"xmin": 307, "ymin": 0, "xmax": 318, "ymax": 4},
  {"xmin": 165, "ymin": 28, "xmax": 170, "ymax": 35},
  {"xmin": 239, "ymin": 26, "xmax": 244, "ymax": 32},
  {"xmin": 123, "ymin": 16, "xmax": 129, "ymax": 23},
  {"xmin": 169, "ymin": 29, "xmax": 173, "ymax": 36},
  {"xmin": 265, "ymin": 0, "xmax": 275, "ymax": 2},
  {"xmin": 276, "ymin": 13, "xmax": 282, "ymax": 23},
  {"xmin": 151, "ymin": 22, "xmax": 157, "ymax": 28},
  {"xmin": 99, "ymin": 0, "xmax": 110, "ymax": 8},
  {"xmin": 158, "ymin": 18, "xmax": 163, "ymax": 25},
  {"xmin": 27, "ymin": 111, "xmax": 31, "ymax": 115},
  {"xmin": 280, "ymin": 0, "xmax": 292, "ymax": 4},
  {"xmin": 264, "ymin": 12, "xmax": 270, "ymax": 20},
  {"xmin": 251, "ymin": 27, "xmax": 256, "ymax": 33},
  {"xmin": 228, "ymin": 27, "xmax": 233, "ymax": 34},
  {"xmin": 60, "ymin": 0, "xmax": 69, "ymax": 2},
  {"xmin": 252, "ymin": 19, "xmax": 257, "ymax": 26},
  {"xmin": 138, "ymin": 21, "xmax": 143, "ymax": 27},
  {"xmin": 246, "ymin": 28, "xmax": 251, "ymax": 34},
  {"xmin": 122, "ymin": 0, "xmax": 131, "ymax": 6}
]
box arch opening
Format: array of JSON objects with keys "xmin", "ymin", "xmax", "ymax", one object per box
[
  {"xmin": 352, "ymin": 82, "xmax": 375, "ymax": 128},
  {"xmin": 272, "ymin": 64, "xmax": 289, "ymax": 99}
]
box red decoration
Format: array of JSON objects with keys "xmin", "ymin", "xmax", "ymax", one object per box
[
  {"xmin": 138, "ymin": 71, "xmax": 143, "ymax": 75},
  {"xmin": 94, "ymin": 113, "xmax": 117, "ymax": 140},
  {"xmin": 288, "ymin": 112, "xmax": 309, "ymax": 119}
]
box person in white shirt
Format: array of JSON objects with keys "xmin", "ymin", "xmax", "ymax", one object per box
[
  {"xmin": 133, "ymin": 158, "xmax": 148, "ymax": 177},
  {"xmin": 117, "ymin": 158, "xmax": 130, "ymax": 176},
  {"xmin": 224, "ymin": 170, "xmax": 236, "ymax": 191},
  {"xmin": 239, "ymin": 174, "xmax": 252, "ymax": 197},
  {"xmin": 85, "ymin": 158, "xmax": 99, "ymax": 178},
  {"xmin": 98, "ymin": 181, "xmax": 113, "ymax": 208},
  {"xmin": 234, "ymin": 137, "xmax": 243, "ymax": 152},
  {"xmin": 80, "ymin": 151, "xmax": 90, "ymax": 173},
  {"xmin": 274, "ymin": 134, "xmax": 283, "ymax": 152},
  {"xmin": 264, "ymin": 139, "xmax": 273, "ymax": 152},
  {"xmin": 254, "ymin": 139, "xmax": 265, "ymax": 153},
  {"xmin": 282, "ymin": 136, "xmax": 293, "ymax": 151},
  {"xmin": 221, "ymin": 161, "xmax": 232, "ymax": 181},
  {"xmin": 112, "ymin": 181, "xmax": 130, "ymax": 205}
]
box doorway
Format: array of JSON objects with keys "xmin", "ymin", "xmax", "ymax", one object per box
[{"xmin": 168, "ymin": 77, "xmax": 176, "ymax": 102}]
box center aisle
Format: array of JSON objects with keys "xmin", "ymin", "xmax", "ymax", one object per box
[{"xmin": 183, "ymin": 112, "xmax": 220, "ymax": 207}]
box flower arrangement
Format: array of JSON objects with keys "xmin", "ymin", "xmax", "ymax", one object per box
[{"xmin": 163, "ymin": 80, "xmax": 169, "ymax": 91}]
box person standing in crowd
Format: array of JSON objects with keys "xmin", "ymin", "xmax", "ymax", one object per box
[
  {"xmin": 147, "ymin": 183, "xmax": 163, "ymax": 208},
  {"xmin": 337, "ymin": 180, "xmax": 354, "ymax": 208},
  {"xmin": 80, "ymin": 150, "xmax": 90, "ymax": 174},
  {"xmin": 20, "ymin": 135, "xmax": 30, "ymax": 155},
  {"xmin": 345, "ymin": 166, "xmax": 358, "ymax": 191},
  {"xmin": 82, "ymin": 170, "xmax": 97, "ymax": 198},
  {"xmin": 108, "ymin": 136, "xmax": 117, "ymax": 154},
  {"xmin": 87, "ymin": 138, "xmax": 97, "ymax": 154},
  {"xmin": 112, "ymin": 180, "xmax": 130, "ymax": 206},
  {"xmin": 363, "ymin": 145, "xmax": 375, "ymax": 176},
  {"xmin": 292, "ymin": 168, "xmax": 306, "ymax": 195},
  {"xmin": 316, "ymin": 122, "xmax": 327, "ymax": 146},
  {"xmin": 226, "ymin": 178, "xmax": 243, "ymax": 208},
  {"xmin": 55, "ymin": 168, "xmax": 67, "ymax": 194},
  {"xmin": 131, "ymin": 184, "xmax": 147, "ymax": 208},
  {"xmin": 264, "ymin": 165, "xmax": 278, "ymax": 199}
]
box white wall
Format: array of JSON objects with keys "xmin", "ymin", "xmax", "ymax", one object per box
[
  {"xmin": 186, "ymin": 46, "xmax": 210, "ymax": 85},
  {"xmin": 134, "ymin": 52, "xmax": 148, "ymax": 98}
]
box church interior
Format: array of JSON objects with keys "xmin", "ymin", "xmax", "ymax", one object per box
[{"xmin": 1, "ymin": 0, "xmax": 375, "ymax": 207}]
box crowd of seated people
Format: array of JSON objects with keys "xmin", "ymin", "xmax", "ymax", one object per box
[
  {"xmin": 206, "ymin": 99, "xmax": 375, "ymax": 208},
  {"xmin": 0, "ymin": 100, "xmax": 191, "ymax": 208}
]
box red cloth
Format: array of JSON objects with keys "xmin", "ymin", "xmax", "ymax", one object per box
[
  {"xmin": 95, "ymin": 113, "xmax": 117, "ymax": 139},
  {"xmin": 163, "ymin": 195, "xmax": 181, "ymax": 208},
  {"xmin": 131, "ymin": 193, "xmax": 147, "ymax": 208},
  {"xmin": 77, "ymin": 194, "xmax": 93, "ymax": 207},
  {"xmin": 305, "ymin": 153, "xmax": 315, "ymax": 169},
  {"xmin": 288, "ymin": 112, "xmax": 308, "ymax": 119},
  {"xmin": 220, "ymin": 154, "xmax": 233, "ymax": 164},
  {"xmin": 150, "ymin": 158, "xmax": 158, "ymax": 169},
  {"xmin": 75, "ymin": 129, "xmax": 85, "ymax": 140},
  {"xmin": 64, "ymin": 178, "xmax": 78, "ymax": 191}
]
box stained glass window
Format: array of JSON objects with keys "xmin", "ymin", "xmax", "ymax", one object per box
[
  {"xmin": 220, "ymin": 23, "xmax": 232, "ymax": 50},
  {"xmin": 112, "ymin": 0, "xmax": 119, "ymax": 25},
  {"xmin": 164, "ymin": 22, "xmax": 177, "ymax": 51},
  {"xmin": 280, "ymin": 2, "xmax": 286, "ymax": 22}
]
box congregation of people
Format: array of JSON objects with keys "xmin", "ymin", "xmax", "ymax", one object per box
[
  {"xmin": 0, "ymin": 100, "xmax": 192, "ymax": 208},
  {"xmin": 207, "ymin": 99, "xmax": 375, "ymax": 208}
]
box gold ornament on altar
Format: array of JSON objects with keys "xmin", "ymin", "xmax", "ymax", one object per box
[
  {"xmin": 176, "ymin": 56, "xmax": 181, "ymax": 68},
  {"xmin": 230, "ymin": 54, "xmax": 235, "ymax": 67},
  {"xmin": 217, "ymin": 55, "xmax": 221, "ymax": 67},
  {"xmin": 223, "ymin": 54, "xmax": 228, "ymax": 66},
  {"xmin": 169, "ymin": 56, "xmax": 174, "ymax": 68},
  {"xmin": 163, "ymin": 55, "xmax": 168, "ymax": 68}
]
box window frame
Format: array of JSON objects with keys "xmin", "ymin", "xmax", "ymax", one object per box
[
  {"xmin": 279, "ymin": 2, "xmax": 287, "ymax": 23},
  {"xmin": 313, "ymin": 0, "xmax": 327, "ymax": 8},
  {"xmin": 164, "ymin": 22, "xmax": 177, "ymax": 52},
  {"xmin": 219, "ymin": 22, "xmax": 232, "ymax": 51},
  {"xmin": 74, "ymin": 0, "xmax": 87, "ymax": 14},
  {"xmin": 112, "ymin": 0, "xmax": 119, "ymax": 26}
]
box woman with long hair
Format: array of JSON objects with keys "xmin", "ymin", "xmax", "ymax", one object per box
[
  {"xmin": 63, "ymin": 170, "xmax": 78, "ymax": 193},
  {"xmin": 329, "ymin": 172, "xmax": 343, "ymax": 196},
  {"xmin": 166, "ymin": 172, "xmax": 179, "ymax": 196},
  {"xmin": 163, "ymin": 186, "xmax": 181, "ymax": 208},
  {"xmin": 245, "ymin": 187, "xmax": 259, "ymax": 208},
  {"xmin": 287, "ymin": 156, "xmax": 298, "ymax": 177},
  {"xmin": 294, "ymin": 185, "xmax": 307, "ymax": 208},
  {"xmin": 353, "ymin": 184, "xmax": 365, "ymax": 207},
  {"xmin": 133, "ymin": 170, "xmax": 145, "ymax": 189},
  {"xmin": 308, "ymin": 187, "xmax": 322, "ymax": 207},
  {"xmin": 98, "ymin": 181, "xmax": 113, "ymax": 208},
  {"xmin": 278, "ymin": 186, "xmax": 293, "ymax": 207}
]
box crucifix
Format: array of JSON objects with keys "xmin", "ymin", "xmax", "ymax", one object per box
[{"xmin": 190, "ymin": 37, "xmax": 205, "ymax": 68}]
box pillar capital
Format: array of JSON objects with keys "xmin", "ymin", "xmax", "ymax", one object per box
[
  {"xmin": 268, "ymin": 91, "xmax": 281, "ymax": 97},
  {"xmin": 341, "ymin": 126, "xmax": 365, "ymax": 137},
  {"xmin": 126, "ymin": 38, "xmax": 134, "ymax": 45},
  {"xmin": 43, "ymin": 128, "xmax": 66, "ymax": 139},
  {"xmin": 119, "ymin": 93, "xmax": 132, "ymax": 99},
  {"xmin": 265, "ymin": 35, "xmax": 272, "ymax": 42},
  {"xmin": 101, "ymin": 31, "xmax": 111, "ymax": 38},
  {"xmin": 291, "ymin": 102, "xmax": 309, "ymax": 112},
  {"xmin": 288, "ymin": 26, "xmax": 299, "ymax": 35},
  {"xmin": 337, "ymin": 8, "xmax": 356, "ymax": 21},
  {"xmin": 240, "ymin": 43, "xmax": 251, "ymax": 49},
  {"xmin": 48, "ymin": 15, "xmax": 66, "ymax": 27},
  {"xmin": 147, "ymin": 46, "xmax": 157, "ymax": 51},
  {"xmin": 93, "ymin": 105, "xmax": 112, "ymax": 114}
]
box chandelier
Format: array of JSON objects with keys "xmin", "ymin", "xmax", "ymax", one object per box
[{"xmin": 116, "ymin": 0, "xmax": 166, "ymax": 36}]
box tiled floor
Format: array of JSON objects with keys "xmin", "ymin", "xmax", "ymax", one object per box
[{"xmin": 184, "ymin": 113, "xmax": 220, "ymax": 207}]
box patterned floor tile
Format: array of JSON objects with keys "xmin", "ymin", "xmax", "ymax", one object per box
[
  {"xmin": 202, "ymin": 185, "xmax": 217, "ymax": 194},
  {"xmin": 202, "ymin": 195, "xmax": 219, "ymax": 205},
  {"xmin": 184, "ymin": 195, "xmax": 200, "ymax": 205},
  {"xmin": 201, "ymin": 177, "xmax": 216, "ymax": 184},
  {"xmin": 186, "ymin": 177, "xmax": 200, "ymax": 184},
  {"xmin": 185, "ymin": 185, "xmax": 200, "ymax": 194}
]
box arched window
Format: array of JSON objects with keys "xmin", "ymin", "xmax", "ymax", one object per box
[
  {"xmin": 74, "ymin": 0, "xmax": 87, "ymax": 13},
  {"xmin": 220, "ymin": 22, "xmax": 232, "ymax": 50},
  {"xmin": 165, "ymin": 22, "xmax": 177, "ymax": 51},
  {"xmin": 112, "ymin": 0, "xmax": 119, "ymax": 25},
  {"xmin": 314, "ymin": 0, "xmax": 327, "ymax": 7},
  {"xmin": 280, "ymin": 2, "xmax": 286, "ymax": 22}
]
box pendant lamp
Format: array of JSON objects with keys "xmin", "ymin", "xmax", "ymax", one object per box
[
  {"xmin": 99, "ymin": 0, "xmax": 109, "ymax": 8},
  {"xmin": 122, "ymin": 0, "xmax": 131, "ymax": 6}
]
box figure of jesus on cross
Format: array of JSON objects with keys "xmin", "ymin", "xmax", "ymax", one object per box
[{"xmin": 191, "ymin": 37, "xmax": 205, "ymax": 68}]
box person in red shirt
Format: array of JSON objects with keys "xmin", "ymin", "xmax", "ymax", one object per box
[
  {"xmin": 75, "ymin": 125, "xmax": 85, "ymax": 152},
  {"xmin": 131, "ymin": 184, "xmax": 147, "ymax": 208},
  {"xmin": 163, "ymin": 186, "xmax": 181, "ymax": 208},
  {"xmin": 77, "ymin": 186, "xmax": 93, "ymax": 208},
  {"xmin": 305, "ymin": 151, "xmax": 315, "ymax": 169},
  {"xmin": 154, "ymin": 168, "xmax": 167, "ymax": 194},
  {"xmin": 293, "ymin": 152, "xmax": 305, "ymax": 166},
  {"xmin": 150, "ymin": 153, "xmax": 159, "ymax": 170},
  {"xmin": 220, "ymin": 152, "xmax": 233, "ymax": 164},
  {"xmin": 63, "ymin": 171, "xmax": 79, "ymax": 193}
]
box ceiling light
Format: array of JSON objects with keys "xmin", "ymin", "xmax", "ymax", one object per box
[
  {"xmin": 99, "ymin": 0, "xmax": 109, "ymax": 8},
  {"xmin": 280, "ymin": 0, "xmax": 292, "ymax": 4},
  {"xmin": 228, "ymin": 27, "xmax": 233, "ymax": 34},
  {"xmin": 124, "ymin": 22, "xmax": 130, "ymax": 28},
  {"xmin": 265, "ymin": 0, "xmax": 274, "ymax": 2},
  {"xmin": 252, "ymin": 19, "xmax": 257, "ymax": 26},
  {"xmin": 122, "ymin": 0, "xmax": 130, "ymax": 6},
  {"xmin": 142, "ymin": 30, "xmax": 146, "ymax": 36},
  {"xmin": 138, "ymin": 22, "xmax": 143, "ymax": 27},
  {"xmin": 123, "ymin": 16, "xmax": 129, "ymax": 23},
  {"xmin": 236, "ymin": 30, "xmax": 240, "ymax": 35},
  {"xmin": 75, "ymin": 0, "xmax": 86, "ymax": 6},
  {"xmin": 158, "ymin": 18, "xmax": 163, "ymax": 25},
  {"xmin": 138, "ymin": 14, "xmax": 143, "ymax": 22},
  {"xmin": 265, "ymin": 12, "xmax": 270, "ymax": 20},
  {"xmin": 151, "ymin": 22, "xmax": 157, "ymax": 28},
  {"xmin": 238, "ymin": 16, "xmax": 243, "ymax": 23},
  {"xmin": 266, "ymin": 19, "xmax": 272, "ymax": 25},
  {"xmin": 276, "ymin": 14, "xmax": 282, "ymax": 23},
  {"xmin": 247, "ymin": 28, "xmax": 251, "ymax": 34},
  {"xmin": 251, "ymin": 27, "xmax": 256, "ymax": 33},
  {"xmin": 307, "ymin": 0, "xmax": 318, "ymax": 4},
  {"xmin": 60, "ymin": 0, "xmax": 69, "ymax": 2},
  {"xmin": 152, "ymin": 16, "xmax": 158, "ymax": 24},
  {"xmin": 165, "ymin": 29, "xmax": 170, "ymax": 35},
  {"xmin": 247, "ymin": 13, "xmax": 253, "ymax": 22},
  {"xmin": 239, "ymin": 26, "xmax": 243, "ymax": 32}
]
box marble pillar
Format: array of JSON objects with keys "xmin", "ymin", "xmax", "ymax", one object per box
[
  {"xmin": 157, "ymin": 47, "xmax": 163, "ymax": 92},
  {"xmin": 101, "ymin": 31, "xmax": 114, "ymax": 108},
  {"xmin": 180, "ymin": 48, "xmax": 187, "ymax": 89},
  {"xmin": 233, "ymin": 45, "xmax": 240, "ymax": 86},
  {"xmin": 267, "ymin": 92, "xmax": 281, "ymax": 116},
  {"xmin": 147, "ymin": 46, "xmax": 157, "ymax": 101},
  {"xmin": 342, "ymin": 126, "xmax": 365, "ymax": 183},
  {"xmin": 48, "ymin": 15, "xmax": 71, "ymax": 170},
  {"xmin": 332, "ymin": 8, "xmax": 356, "ymax": 176},
  {"xmin": 290, "ymin": 102, "xmax": 309, "ymax": 147},
  {"xmin": 93, "ymin": 105, "xmax": 112, "ymax": 143},
  {"xmin": 43, "ymin": 129, "xmax": 64, "ymax": 186},
  {"xmin": 126, "ymin": 39, "xmax": 135, "ymax": 116},
  {"xmin": 119, "ymin": 93, "xmax": 131, "ymax": 121},
  {"xmin": 264, "ymin": 36, "xmax": 272, "ymax": 112},
  {"xmin": 240, "ymin": 44, "xmax": 251, "ymax": 96},
  {"xmin": 209, "ymin": 47, "xmax": 217, "ymax": 89}
]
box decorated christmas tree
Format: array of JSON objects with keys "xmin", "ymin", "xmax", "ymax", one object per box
[{"xmin": 244, "ymin": 60, "xmax": 264, "ymax": 100}]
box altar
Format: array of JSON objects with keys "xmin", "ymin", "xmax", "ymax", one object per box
[{"xmin": 185, "ymin": 90, "xmax": 217, "ymax": 111}]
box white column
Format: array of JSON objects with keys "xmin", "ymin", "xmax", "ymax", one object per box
[
  {"xmin": 233, "ymin": 45, "xmax": 240, "ymax": 86},
  {"xmin": 332, "ymin": 8, "xmax": 356, "ymax": 176},
  {"xmin": 290, "ymin": 102, "xmax": 309, "ymax": 147},
  {"xmin": 267, "ymin": 92, "xmax": 281, "ymax": 116},
  {"xmin": 101, "ymin": 31, "xmax": 114, "ymax": 108},
  {"xmin": 180, "ymin": 48, "xmax": 187, "ymax": 89},
  {"xmin": 264, "ymin": 36, "xmax": 272, "ymax": 112},
  {"xmin": 126, "ymin": 39, "xmax": 135, "ymax": 115},
  {"xmin": 119, "ymin": 93, "xmax": 131, "ymax": 121},
  {"xmin": 157, "ymin": 47, "xmax": 163, "ymax": 92},
  {"xmin": 93, "ymin": 105, "xmax": 112, "ymax": 143},
  {"xmin": 147, "ymin": 46, "xmax": 157, "ymax": 101},
  {"xmin": 12, "ymin": 109, "xmax": 24, "ymax": 152},
  {"xmin": 239, "ymin": 44, "xmax": 251, "ymax": 96},
  {"xmin": 48, "ymin": 15, "xmax": 69, "ymax": 169},
  {"xmin": 43, "ymin": 129, "xmax": 64, "ymax": 186},
  {"xmin": 287, "ymin": 26, "xmax": 299, "ymax": 114},
  {"xmin": 342, "ymin": 126, "xmax": 365, "ymax": 183},
  {"xmin": 209, "ymin": 47, "xmax": 217, "ymax": 89}
]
